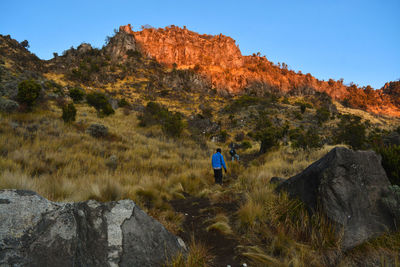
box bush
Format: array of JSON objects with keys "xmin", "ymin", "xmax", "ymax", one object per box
[
  {"xmin": 138, "ymin": 102, "xmax": 185, "ymax": 137},
  {"xmin": 118, "ymin": 98, "xmax": 130, "ymax": 108},
  {"xmin": 69, "ymin": 88, "xmax": 85, "ymax": 102},
  {"xmin": 61, "ymin": 103, "xmax": 77, "ymax": 123},
  {"xmin": 375, "ymin": 145, "xmax": 400, "ymax": 185},
  {"xmin": 162, "ymin": 112, "xmax": 185, "ymax": 137},
  {"xmin": 86, "ymin": 92, "xmax": 114, "ymax": 116},
  {"xmin": 300, "ymin": 103, "xmax": 307, "ymax": 114},
  {"xmin": 316, "ymin": 107, "xmax": 330, "ymax": 123},
  {"xmin": 0, "ymin": 97, "xmax": 19, "ymax": 113},
  {"xmin": 289, "ymin": 128, "xmax": 322, "ymax": 150},
  {"xmin": 16, "ymin": 80, "xmax": 41, "ymax": 109},
  {"xmin": 86, "ymin": 123, "xmax": 108, "ymax": 138},
  {"xmin": 241, "ymin": 140, "xmax": 252, "ymax": 150},
  {"xmin": 255, "ymin": 127, "xmax": 281, "ymax": 154},
  {"xmin": 335, "ymin": 115, "xmax": 366, "ymax": 149}
]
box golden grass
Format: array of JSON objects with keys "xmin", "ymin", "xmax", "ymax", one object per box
[
  {"xmin": 206, "ymin": 213, "xmax": 233, "ymax": 235},
  {"xmin": 164, "ymin": 237, "xmax": 213, "ymax": 267}
]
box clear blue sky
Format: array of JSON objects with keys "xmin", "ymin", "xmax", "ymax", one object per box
[{"xmin": 1, "ymin": 0, "xmax": 399, "ymax": 88}]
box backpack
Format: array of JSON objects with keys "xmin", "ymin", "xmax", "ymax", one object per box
[{"xmin": 229, "ymin": 149, "xmax": 235, "ymax": 156}]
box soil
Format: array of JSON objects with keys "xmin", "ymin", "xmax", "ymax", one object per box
[{"xmin": 170, "ymin": 194, "xmax": 245, "ymax": 267}]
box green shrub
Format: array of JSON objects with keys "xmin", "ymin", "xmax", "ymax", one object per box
[
  {"xmin": 219, "ymin": 130, "xmax": 229, "ymax": 143},
  {"xmin": 241, "ymin": 140, "xmax": 252, "ymax": 150},
  {"xmin": 86, "ymin": 92, "xmax": 114, "ymax": 116},
  {"xmin": 16, "ymin": 80, "xmax": 41, "ymax": 109},
  {"xmin": 118, "ymin": 98, "xmax": 130, "ymax": 108},
  {"xmin": 62, "ymin": 103, "xmax": 77, "ymax": 123},
  {"xmin": 139, "ymin": 101, "xmax": 185, "ymax": 137},
  {"xmin": 316, "ymin": 107, "xmax": 330, "ymax": 123},
  {"xmin": 69, "ymin": 88, "xmax": 85, "ymax": 102},
  {"xmin": 300, "ymin": 103, "xmax": 307, "ymax": 114},
  {"xmin": 335, "ymin": 115, "xmax": 366, "ymax": 149},
  {"xmin": 289, "ymin": 128, "xmax": 322, "ymax": 150},
  {"xmin": 162, "ymin": 112, "xmax": 185, "ymax": 137},
  {"xmin": 255, "ymin": 127, "xmax": 281, "ymax": 154},
  {"xmin": 375, "ymin": 145, "xmax": 400, "ymax": 185}
]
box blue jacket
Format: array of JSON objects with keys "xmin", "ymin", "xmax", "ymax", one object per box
[{"xmin": 212, "ymin": 152, "xmax": 227, "ymax": 170}]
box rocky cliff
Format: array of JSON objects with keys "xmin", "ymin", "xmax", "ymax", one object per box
[{"xmin": 119, "ymin": 24, "xmax": 400, "ymax": 117}]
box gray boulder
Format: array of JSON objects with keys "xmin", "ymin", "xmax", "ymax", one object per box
[
  {"xmin": 87, "ymin": 123, "xmax": 108, "ymax": 138},
  {"xmin": 277, "ymin": 147, "xmax": 395, "ymax": 250},
  {"xmin": 0, "ymin": 189, "xmax": 185, "ymax": 267},
  {"xmin": 0, "ymin": 97, "xmax": 19, "ymax": 112}
]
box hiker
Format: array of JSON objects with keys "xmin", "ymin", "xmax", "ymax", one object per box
[
  {"xmin": 229, "ymin": 145, "xmax": 239, "ymax": 162},
  {"xmin": 211, "ymin": 148, "xmax": 227, "ymax": 184}
]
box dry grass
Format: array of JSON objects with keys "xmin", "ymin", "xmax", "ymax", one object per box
[
  {"xmin": 0, "ymin": 103, "xmax": 216, "ymax": 233},
  {"xmin": 164, "ymin": 237, "xmax": 213, "ymax": 267}
]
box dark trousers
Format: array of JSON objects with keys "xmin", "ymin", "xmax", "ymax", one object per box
[{"xmin": 214, "ymin": 168, "xmax": 223, "ymax": 184}]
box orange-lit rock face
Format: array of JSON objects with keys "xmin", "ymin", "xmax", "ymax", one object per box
[{"xmin": 119, "ymin": 24, "xmax": 400, "ymax": 116}]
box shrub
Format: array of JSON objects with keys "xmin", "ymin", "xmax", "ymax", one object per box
[
  {"xmin": 139, "ymin": 102, "xmax": 185, "ymax": 137},
  {"xmin": 375, "ymin": 145, "xmax": 400, "ymax": 185},
  {"xmin": 86, "ymin": 123, "xmax": 108, "ymax": 138},
  {"xmin": 241, "ymin": 140, "xmax": 252, "ymax": 150},
  {"xmin": 61, "ymin": 103, "xmax": 77, "ymax": 123},
  {"xmin": 162, "ymin": 112, "xmax": 185, "ymax": 137},
  {"xmin": 16, "ymin": 80, "xmax": 41, "ymax": 109},
  {"xmin": 69, "ymin": 88, "xmax": 85, "ymax": 102},
  {"xmin": 86, "ymin": 92, "xmax": 114, "ymax": 116},
  {"xmin": 255, "ymin": 127, "xmax": 281, "ymax": 154},
  {"xmin": 316, "ymin": 107, "xmax": 330, "ymax": 123},
  {"xmin": 300, "ymin": 103, "xmax": 307, "ymax": 114},
  {"xmin": 335, "ymin": 115, "xmax": 366, "ymax": 149},
  {"xmin": 118, "ymin": 98, "xmax": 130, "ymax": 108},
  {"xmin": 289, "ymin": 128, "xmax": 322, "ymax": 150},
  {"xmin": 0, "ymin": 97, "xmax": 19, "ymax": 113}
]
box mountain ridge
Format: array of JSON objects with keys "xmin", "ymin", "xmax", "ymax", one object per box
[{"xmin": 120, "ymin": 24, "xmax": 400, "ymax": 117}]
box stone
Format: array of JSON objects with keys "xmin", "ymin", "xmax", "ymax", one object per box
[
  {"xmin": 0, "ymin": 189, "xmax": 185, "ymax": 266},
  {"xmin": 87, "ymin": 123, "xmax": 108, "ymax": 138},
  {"xmin": 277, "ymin": 147, "xmax": 395, "ymax": 250},
  {"xmin": 0, "ymin": 97, "xmax": 19, "ymax": 112},
  {"xmin": 269, "ymin": 176, "xmax": 285, "ymax": 185}
]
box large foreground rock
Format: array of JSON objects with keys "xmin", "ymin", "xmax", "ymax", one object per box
[
  {"xmin": 0, "ymin": 190, "xmax": 185, "ymax": 266},
  {"xmin": 277, "ymin": 147, "xmax": 395, "ymax": 250}
]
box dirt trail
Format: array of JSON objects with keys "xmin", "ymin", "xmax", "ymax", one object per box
[{"xmin": 170, "ymin": 193, "xmax": 244, "ymax": 267}]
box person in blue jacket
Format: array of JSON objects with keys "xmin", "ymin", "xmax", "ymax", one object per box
[{"xmin": 211, "ymin": 148, "xmax": 227, "ymax": 184}]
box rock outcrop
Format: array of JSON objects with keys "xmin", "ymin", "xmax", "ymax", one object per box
[
  {"xmin": 104, "ymin": 30, "xmax": 137, "ymax": 61},
  {"xmin": 0, "ymin": 190, "xmax": 185, "ymax": 266},
  {"xmin": 277, "ymin": 147, "xmax": 396, "ymax": 250}
]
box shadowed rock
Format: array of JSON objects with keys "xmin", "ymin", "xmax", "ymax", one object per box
[
  {"xmin": 277, "ymin": 147, "xmax": 395, "ymax": 250},
  {"xmin": 0, "ymin": 189, "xmax": 185, "ymax": 266}
]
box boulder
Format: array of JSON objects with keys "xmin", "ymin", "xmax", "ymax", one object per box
[
  {"xmin": 0, "ymin": 189, "xmax": 185, "ymax": 266},
  {"xmin": 269, "ymin": 176, "xmax": 285, "ymax": 185},
  {"xmin": 277, "ymin": 147, "xmax": 395, "ymax": 250}
]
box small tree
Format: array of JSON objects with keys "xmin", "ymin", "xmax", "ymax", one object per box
[
  {"xmin": 16, "ymin": 80, "xmax": 41, "ymax": 109},
  {"xmin": 62, "ymin": 103, "xmax": 77, "ymax": 123}
]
